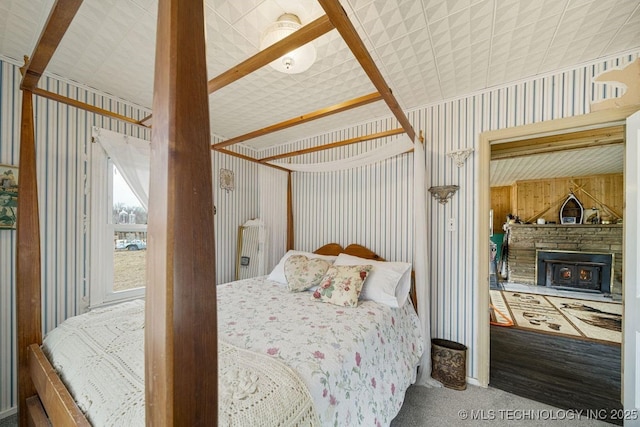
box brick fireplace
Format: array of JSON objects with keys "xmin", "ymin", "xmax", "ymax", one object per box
[{"xmin": 506, "ymin": 224, "xmax": 622, "ymax": 295}]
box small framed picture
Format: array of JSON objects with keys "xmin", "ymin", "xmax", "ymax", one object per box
[
  {"xmin": 220, "ymin": 168, "xmax": 234, "ymax": 192},
  {"xmin": 0, "ymin": 164, "xmax": 18, "ymax": 230},
  {"xmin": 561, "ymin": 216, "xmax": 576, "ymax": 224}
]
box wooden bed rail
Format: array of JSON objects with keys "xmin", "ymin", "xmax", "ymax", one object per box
[
  {"xmin": 25, "ymin": 396, "xmax": 49, "ymax": 427},
  {"xmin": 28, "ymin": 344, "xmax": 89, "ymax": 426}
]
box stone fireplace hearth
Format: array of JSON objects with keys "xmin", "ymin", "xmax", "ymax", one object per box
[{"xmin": 506, "ymin": 224, "xmax": 622, "ymax": 295}]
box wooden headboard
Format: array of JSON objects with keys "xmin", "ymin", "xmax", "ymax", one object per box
[
  {"xmin": 313, "ymin": 243, "xmax": 417, "ymax": 312},
  {"xmin": 314, "ymin": 243, "xmax": 384, "ymax": 260}
]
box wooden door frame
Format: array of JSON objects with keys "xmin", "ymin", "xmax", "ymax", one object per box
[
  {"xmin": 476, "ymin": 105, "xmax": 640, "ymax": 386},
  {"xmin": 623, "ymin": 110, "xmax": 640, "ymax": 420}
]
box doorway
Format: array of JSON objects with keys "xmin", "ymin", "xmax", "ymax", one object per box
[
  {"xmin": 487, "ymin": 135, "xmax": 624, "ymax": 422},
  {"xmin": 476, "ymin": 107, "xmax": 640, "ymax": 408}
]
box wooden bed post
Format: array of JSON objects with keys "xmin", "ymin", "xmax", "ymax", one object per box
[
  {"xmin": 146, "ymin": 0, "xmax": 218, "ymax": 425},
  {"xmin": 15, "ymin": 2, "xmax": 86, "ymax": 425},
  {"xmin": 287, "ymin": 171, "xmax": 294, "ymax": 251},
  {"xmin": 16, "ymin": 89, "xmax": 42, "ymax": 427}
]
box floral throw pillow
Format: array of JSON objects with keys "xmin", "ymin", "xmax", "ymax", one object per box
[
  {"xmin": 312, "ymin": 264, "xmax": 372, "ymax": 307},
  {"xmin": 284, "ymin": 255, "xmax": 331, "ymax": 292}
]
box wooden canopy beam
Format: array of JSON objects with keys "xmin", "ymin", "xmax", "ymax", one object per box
[
  {"xmin": 33, "ymin": 88, "xmax": 149, "ymax": 129},
  {"xmin": 491, "ymin": 125, "xmax": 625, "ymax": 160},
  {"xmin": 317, "ymin": 0, "xmax": 416, "ymax": 142},
  {"xmin": 137, "ymin": 14, "xmax": 335, "ymax": 126},
  {"xmin": 20, "ymin": 0, "xmax": 84, "ymax": 90},
  {"xmin": 146, "ymin": 0, "xmax": 218, "ymax": 424},
  {"xmin": 214, "ymin": 148, "xmax": 290, "ymax": 172},
  {"xmin": 212, "ymin": 92, "xmax": 383, "ymax": 149},
  {"xmin": 260, "ymin": 128, "xmax": 405, "ymax": 163},
  {"xmin": 209, "ymin": 15, "xmax": 334, "ymax": 93}
]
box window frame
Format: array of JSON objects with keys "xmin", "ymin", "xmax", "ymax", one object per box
[{"xmin": 90, "ymin": 144, "xmax": 146, "ymax": 308}]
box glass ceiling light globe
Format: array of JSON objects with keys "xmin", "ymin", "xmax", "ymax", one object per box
[{"xmin": 260, "ymin": 13, "xmax": 317, "ymax": 74}]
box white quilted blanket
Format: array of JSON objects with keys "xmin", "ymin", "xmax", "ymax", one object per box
[
  {"xmin": 42, "ymin": 299, "xmax": 319, "ymax": 426},
  {"xmin": 43, "ymin": 276, "xmax": 424, "ymax": 426},
  {"xmin": 219, "ymin": 340, "xmax": 320, "ymax": 426}
]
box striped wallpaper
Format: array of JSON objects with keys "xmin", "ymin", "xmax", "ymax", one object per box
[
  {"xmin": 1, "ymin": 50, "xmax": 638, "ymax": 415},
  {"xmin": 0, "ymin": 57, "xmax": 153, "ymax": 415},
  {"xmin": 210, "ymin": 140, "xmax": 259, "ymax": 284},
  {"xmin": 412, "ymin": 52, "xmax": 637, "ymax": 380},
  {"xmin": 0, "ymin": 59, "xmax": 20, "ymax": 418},
  {"xmin": 291, "ymin": 152, "xmax": 414, "ymax": 262},
  {"xmin": 257, "ymin": 166, "xmax": 288, "ymax": 273}
]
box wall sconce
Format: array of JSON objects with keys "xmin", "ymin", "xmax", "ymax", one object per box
[
  {"xmin": 428, "ymin": 185, "xmax": 459, "ymax": 204},
  {"xmin": 447, "ymin": 148, "xmax": 474, "ymax": 167}
]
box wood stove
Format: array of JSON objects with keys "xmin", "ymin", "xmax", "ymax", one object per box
[{"xmin": 536, "ymin": 250, "xmax": 613, "ymax": 294}]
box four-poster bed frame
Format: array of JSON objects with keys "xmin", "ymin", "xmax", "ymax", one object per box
[{"xmin": 15, "ymin": 0, "xmax": 418, "ymax": 425}]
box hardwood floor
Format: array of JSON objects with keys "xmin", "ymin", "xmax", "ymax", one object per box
[{"xmin": 490, "ymin": 325, "xmax": 622, "ymax": 425}]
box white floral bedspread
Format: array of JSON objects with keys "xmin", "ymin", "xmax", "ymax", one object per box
[
  {"xmin": 42, "ymin": 276, "xmax": 423, "ymax": 426},
  {"xmin": 217, "ymin": 277, "xmax": 424, "ymax": 426}
]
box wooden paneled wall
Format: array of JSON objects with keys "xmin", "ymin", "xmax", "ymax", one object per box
[
  {"xmin": 491, "ymin": 186, "xmax": 512, "ymax": 232},
  {"xmin": 492, "ymin": 173, "xmax": 623, "ymax": 225}
]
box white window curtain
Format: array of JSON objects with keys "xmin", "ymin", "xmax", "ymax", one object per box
[
  {"xmin": 412, "ymin": 140, "xmax": 438, "ymax": 387},
  {"xmin": 91, "ymin": 127, "xmax": 150, "ymax": 210},
  {"xmin": 258, "ymin": 166, "xmax": 288, "ymax": 272}
]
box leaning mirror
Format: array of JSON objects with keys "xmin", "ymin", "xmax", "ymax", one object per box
[{"xmin": 236, "ymin": 219, "xmax": 268, "ymax": 280}]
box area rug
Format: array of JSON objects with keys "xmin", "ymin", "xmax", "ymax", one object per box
[{"xmin": 489, "ymin": 290, "xmax": 621, "ymax": 345}]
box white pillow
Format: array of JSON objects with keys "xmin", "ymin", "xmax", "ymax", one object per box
[
  {"xmin": 333, "ymin": 253, "xmax": 412, "ymax": 307},
  {"xmin": 267, "ymin": 250, "xmax": 338, "ymax": 285}
]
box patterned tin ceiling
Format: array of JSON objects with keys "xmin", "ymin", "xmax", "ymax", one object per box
[{"xmin": 0, "ymin": 0, "xmax": 637, "ymax": 182}]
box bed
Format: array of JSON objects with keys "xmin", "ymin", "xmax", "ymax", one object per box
[
  {"xmin": 15, "ymin": 1, "xmax": 430, "ymax": 426},
  {"xmin": 30, "ymin": 244, "xmax": 423, "ymax": 426}
]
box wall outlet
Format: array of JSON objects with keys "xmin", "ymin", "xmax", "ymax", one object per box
[{"xmin": 448, "ymin": 218, "xmax": 456, "ymax": 232}]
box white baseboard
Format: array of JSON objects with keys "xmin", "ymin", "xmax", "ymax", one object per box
[
  {"xmin": 467, "ymin": 377, "xmax": 486, "ymax": 388},
  {"xmin": 0, "ymin": 407, "xmax": 16, "ymax": 419}
]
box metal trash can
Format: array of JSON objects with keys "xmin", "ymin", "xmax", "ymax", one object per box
[{"xmin": 431, "ymin": 338, "xmax": 467, "ymax": 390}]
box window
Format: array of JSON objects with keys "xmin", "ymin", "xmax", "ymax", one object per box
[
  {"xmin": 112, "ymin": 166, "xmax": 147, "ymax": 292},
  {"xmin": 90, "ymin": 145, "xmax": 147, "ymax": 307}
]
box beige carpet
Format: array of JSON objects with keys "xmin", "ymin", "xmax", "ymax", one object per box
[
  {"xmin": 391, "ymin": 385, "xmax": 612, "ymax": 426},
  {"xmin": 1, "ymin": 385, "xmax": 613, "ymax": 427},
  {"xmin": 490, "ymin": 290, "xmax": 621, "ymax": 344}
]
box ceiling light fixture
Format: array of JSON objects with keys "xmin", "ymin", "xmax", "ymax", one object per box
[{"xmin": 260, "ymin": 13, "xmax": 316, "ymax": 74}]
